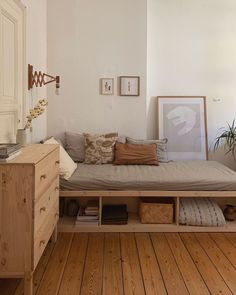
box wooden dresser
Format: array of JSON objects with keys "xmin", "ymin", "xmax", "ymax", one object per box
[{"xmin": 0, "ymin": 144, "xmax": 60, "ymax": 295}]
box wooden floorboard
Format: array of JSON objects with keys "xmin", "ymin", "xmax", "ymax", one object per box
[
  {"xmin": 180, "ymin": 233, "xmax": 232, "ymax": 295},
  {"xmin": 58, "ymin": 233, "xmax": 89, "ymax": 295},
  {"xmin": 80, "ymin": 233, "xmax": 104, "ymax": 295},
  {"xmin": 135, "ymin": 233, "xmax": 167, "ymax": 295},
  {"xmin": 195, "ymin": 233, "xmax": 236, "ymax": 294},
  {"xmin": 151, "ymin": 233, "xmax": 189, "ymax": 295},
  {"xmin": 35, "ymin": 233, "xmax": 73, "ymax": 295},
  {"xmin": 103, "ymin": 233, "xmax": 123, "ymax": 295},
  {"xmin": 165, "ymin": 233, "xmax": 210, "ymax": 295},
  {"xmin": 1, "ymin": 232, "xmax": 236, "ymax": 295},
  {"xmin": 120, "ymin": 233, "xmax": 145, "ymax": 295}
]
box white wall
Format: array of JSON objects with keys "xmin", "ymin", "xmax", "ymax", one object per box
[
  {"xmin": 47, "ymin": 0, "xmax": 147, "ymax": 139},
  {"xmin": 21, "ymin": 0, "xmax": 47, "ymax": 143},
  {"xmin": 147, "ymin": 0, "xmax": 236, "ymax": 168}
]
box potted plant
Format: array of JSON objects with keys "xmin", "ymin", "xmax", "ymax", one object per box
[{"xmin": 213, "ymin": 119, "xmax": 236, "ymax": 161}]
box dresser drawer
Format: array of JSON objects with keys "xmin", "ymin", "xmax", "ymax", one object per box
[
  {"xmin": 34, "ymin": 178, "xmax": 59, "ymax": 233},
  {"xmin": 35, "ymin": 149, "xmax": 59, "ymax": 201},
  {"xmin": 33, "ymin": 201, "xmax": 59, "ymax": 269}
]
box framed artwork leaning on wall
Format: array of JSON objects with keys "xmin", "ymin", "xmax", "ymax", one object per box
[{"xmin": 157, "ymin": 96, "xmax": 208, "ymax": 161}]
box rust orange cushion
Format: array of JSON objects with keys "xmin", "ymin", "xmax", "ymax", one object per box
[{"xmin": 114, "ymin": 143, "xmax": 158, "ymax": 165}]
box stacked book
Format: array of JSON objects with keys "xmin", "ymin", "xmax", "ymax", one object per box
[
  {"xmin": 102, "ymin": 204, "xmax": 128, "ymax": 225},
  {"xmin": 75, "ymin": 200, "xmax": 99, "ymax": 226},
  {"xmin": 0, "ymin": 144, "xmax": 22, "ymax": 163}
]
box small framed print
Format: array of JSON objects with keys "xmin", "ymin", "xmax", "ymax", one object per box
[
  {"xmin": 120, "ymin": 76, "xmax": 140, "ymax": 96},
  {"xmin": 101, "ymin": 78, "xmax": 114, "ymax": 95}
]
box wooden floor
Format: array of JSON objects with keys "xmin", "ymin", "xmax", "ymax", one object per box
[{"xmin": 1, "ymin": 233, "xmax": 236, "ymax": 295}]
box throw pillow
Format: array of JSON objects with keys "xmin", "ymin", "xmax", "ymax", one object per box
[
  {"xmin": 127, "ymin": 137, "xmax": 168, "ymax": 162},
  {"xmin": 65, "ymin": 131, "xmax": 85, "ymax": 162},
  {"xmin": 84, "ymin": 132, "xmax": 118, "ymax": 164},
  {"xmin": 114, "ymin": 142, "xmax": 158, "ymax": 165},
  {"xmin": 44, "ymin": 137, "xmax": 77, "ymax": 180}
]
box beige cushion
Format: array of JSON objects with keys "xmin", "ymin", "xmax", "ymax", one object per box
[
  {"xmin": 44, "ymin": 137, "xmax": 77, "ymax": 180},
  {"xmin": 65, "ymin": 131, "xmax": 85, "ymax": 162},
  {"xmin": 84, "ymin": 133, "xmax": 118, "ymax": 164},
  {"xmin": 114, "ymin": 142, "xmax": 159, "ymax": 165},
  {"xmin": 127, "ymin": 137, "xmax": 168, "ymax": 162}
]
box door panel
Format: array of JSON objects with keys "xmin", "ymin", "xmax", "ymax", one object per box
[{"xmin": 0, "ymin": 0, "xmax": 25, "ymax": 143}]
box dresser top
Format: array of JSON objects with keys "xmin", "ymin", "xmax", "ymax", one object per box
[{"xmin": 3, "ymin": 144, "xmax": 59, "ymax": 165}]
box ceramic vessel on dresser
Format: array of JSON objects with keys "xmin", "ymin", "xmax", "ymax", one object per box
[{"xmin": 0, "ymin": 144, "xmax": 60, "ymax": 295}]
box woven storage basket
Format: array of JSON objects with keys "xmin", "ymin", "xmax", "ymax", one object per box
[{"xmin": 139, "ymin": 198, "xmax": 174, "ymax": 224}]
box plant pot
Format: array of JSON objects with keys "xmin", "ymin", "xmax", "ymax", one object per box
[{"xmin": 16, "ymin": 129, "xmax": 31, "ymax": 146}]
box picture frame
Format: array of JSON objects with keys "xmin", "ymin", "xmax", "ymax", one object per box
[
  {"xmin": 120, "ymin": 76, "xmax": 140, "ymax": 96},
  {"xmin": 101, "ymin": 78, "xmax": 114, "ymax": 95},
  {"xmin": 157, "ymin": 96, "xmax": 208, "ymax": 160}
]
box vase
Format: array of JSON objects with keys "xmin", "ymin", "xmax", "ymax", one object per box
[
  {"xmin": 223, "ymin": 204, "xmax": 236, "ymax": 221},
  {"xmin": 16, "ymin": 129, "xmax": 31, "ymax": 146}
]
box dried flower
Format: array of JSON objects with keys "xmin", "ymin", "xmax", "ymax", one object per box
[{"xmin": 24, "ymin": 99, "xmax": 48, "ymax": 129}]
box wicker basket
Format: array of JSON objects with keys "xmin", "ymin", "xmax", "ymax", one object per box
[{"xmin": 139, "ymin": 198, "xmax": 174, "ymax": 224}]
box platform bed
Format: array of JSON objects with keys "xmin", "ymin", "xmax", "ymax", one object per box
[{"xmin": 59, "ymin": 190, "xmax": 236, "ymax": 233}]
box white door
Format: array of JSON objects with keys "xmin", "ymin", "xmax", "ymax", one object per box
[{"xmin": 0, "ymin": 0, "xmax": 25, "ymax": 143}]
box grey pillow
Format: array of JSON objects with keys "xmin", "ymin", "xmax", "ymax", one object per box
[
  {"xmin": 126, "ymin": 137, "xmax": 168, "ymax": 163},
  {"xmin": 65, "ymin": 132, "xmax": 85, "ymax": 162}
]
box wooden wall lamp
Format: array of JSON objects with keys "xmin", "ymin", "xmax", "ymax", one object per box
[{"xmin": 28, "ymin": 64, "xmax": 60, "ymax": 91}]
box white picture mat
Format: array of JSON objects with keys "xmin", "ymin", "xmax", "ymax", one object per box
[
  {"xmin": 158, "ymin": 97, "xmax": 207, "ymax": 160},
  {"xmin": 101, "ymin": 78, "xmax": 113, "ymax": 95},
  {"xmin": 120, "ymin": 77, "xmax": 139, "ymax": 96}
]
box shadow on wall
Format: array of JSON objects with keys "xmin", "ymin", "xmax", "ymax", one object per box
[
  {"xmin": 208, "ymin": 147, "xmax": 236, "ymax": 170},
  {"xmin": 146, "ymin": 96, "xmax": 158, "ymax": 139}
]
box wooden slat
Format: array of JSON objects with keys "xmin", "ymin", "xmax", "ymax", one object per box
[
  {"xmin": 120, "ymin": 233, "xmax": 145, "ymax": 295},
  {"xmin": 36, "ymin": 233, "xmax": 73, "ymax": 295},
  {"xmin": 150, "ymin": 233, "xmax": 189, "ymax": 295},
  {"xmin": 103, "ymin": 233, "xmax": 123, "ymax": 295},
  {"xmin": 210, "ymin": 233, "xmax": 236, "ymax": 267},
  {"xmin": 165, "ymin": 233, "xmax": 210, "ymax": 295},
  {"xmin": 0, "ymin": 279, "xmax": 20, "ymax": 295},
  {"xmin": 180, "ymin": 233, "xmax": 232, "ymax": 295},
  {"xmin": 58, "ymin": 233, "xmax": 88, "ymax": 295},
  {"xmin": 135, "ymin": 233, "xmax": 167, "ymax": 295},
  {"xmin": 60, "ymin": 190, "xmax": 236, "ymax": 198},
  {"xmin": 80, "ymin": 233, "xmax": 104, "ymax": 295},
  {"xmin": 195, "ymin": 233, "xmax": 236, "ymax": 294},
  {"xmin": 14, "ymin": 240, "xmax": 55, "ymax": 295}
]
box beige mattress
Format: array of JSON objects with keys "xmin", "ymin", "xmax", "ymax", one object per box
[{"xmin": 60, "ymin": 160, "xmax": 236, "ymax": 191}]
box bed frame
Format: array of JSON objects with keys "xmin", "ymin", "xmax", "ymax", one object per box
[{"xmin": 58, "ymin": 190, "xmax": 236, "ymax": 233}]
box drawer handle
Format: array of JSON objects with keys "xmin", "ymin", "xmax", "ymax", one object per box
[
  {"xmin": 40, "ymin": 240, "xmax": 46, "ymax": 247},
  {"xmin": 55, "ymin": 186, "xmax": 59, "ymax": 191},
  {"xmin": 55, "ymin": 160, "xmax": 60, "ymax": 165},
  {"xmin": 55, "ymin": 213, "xmax": 59, "ymax": 218},
  {"xmin": 40, "ymin": 174, "xmax": 47, "ymax": 180},
  {"xmin": 40, "ymin": 206, "xmax": 46, "ymax": 213}
]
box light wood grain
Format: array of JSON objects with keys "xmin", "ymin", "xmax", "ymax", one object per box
[
  {"xmin": 10, "ymin": 145, "xmax": 58, "ymax": 165},
  {"xmin": 224, "ymin": 232, "xmax": 236, "ymax": 248},
  {"xmin": 135, "ymin": 233, "xmax": 167, "ymax": 295},
  {"xmin": 120, "ymin": 233, "xmax": 145, "ymax": 295},
  {"xmin": 151, "ymin": 233, "xmax": 189, "ymax": 295},
  {"xmin": 58, "ymin": 233, "xmax": 88, "ymax": 295},
  {"xmin": 80, "ymin": 233, "xmax": 104, "ymax": 295},
  {"xmin": 36, "ymin": 233, "xmax": 73, "ymax": 295},
  {"xmin": 180, "ymin": 233, "xmax": 232, "ymax": 295},
  {"xmin": 165, "ymin": 233, "xmax": 210, "ymax": 295},
  {"xmin": 195, "ymin": 233, "xmax": 236, "ymax": 294},
  {"xmin": 210, "ymin": 233, "xmax": 236, "ymax": 267},
  {"xmin": 103, "ymin": 233, "xmax": 123, "ymax": 295}
]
